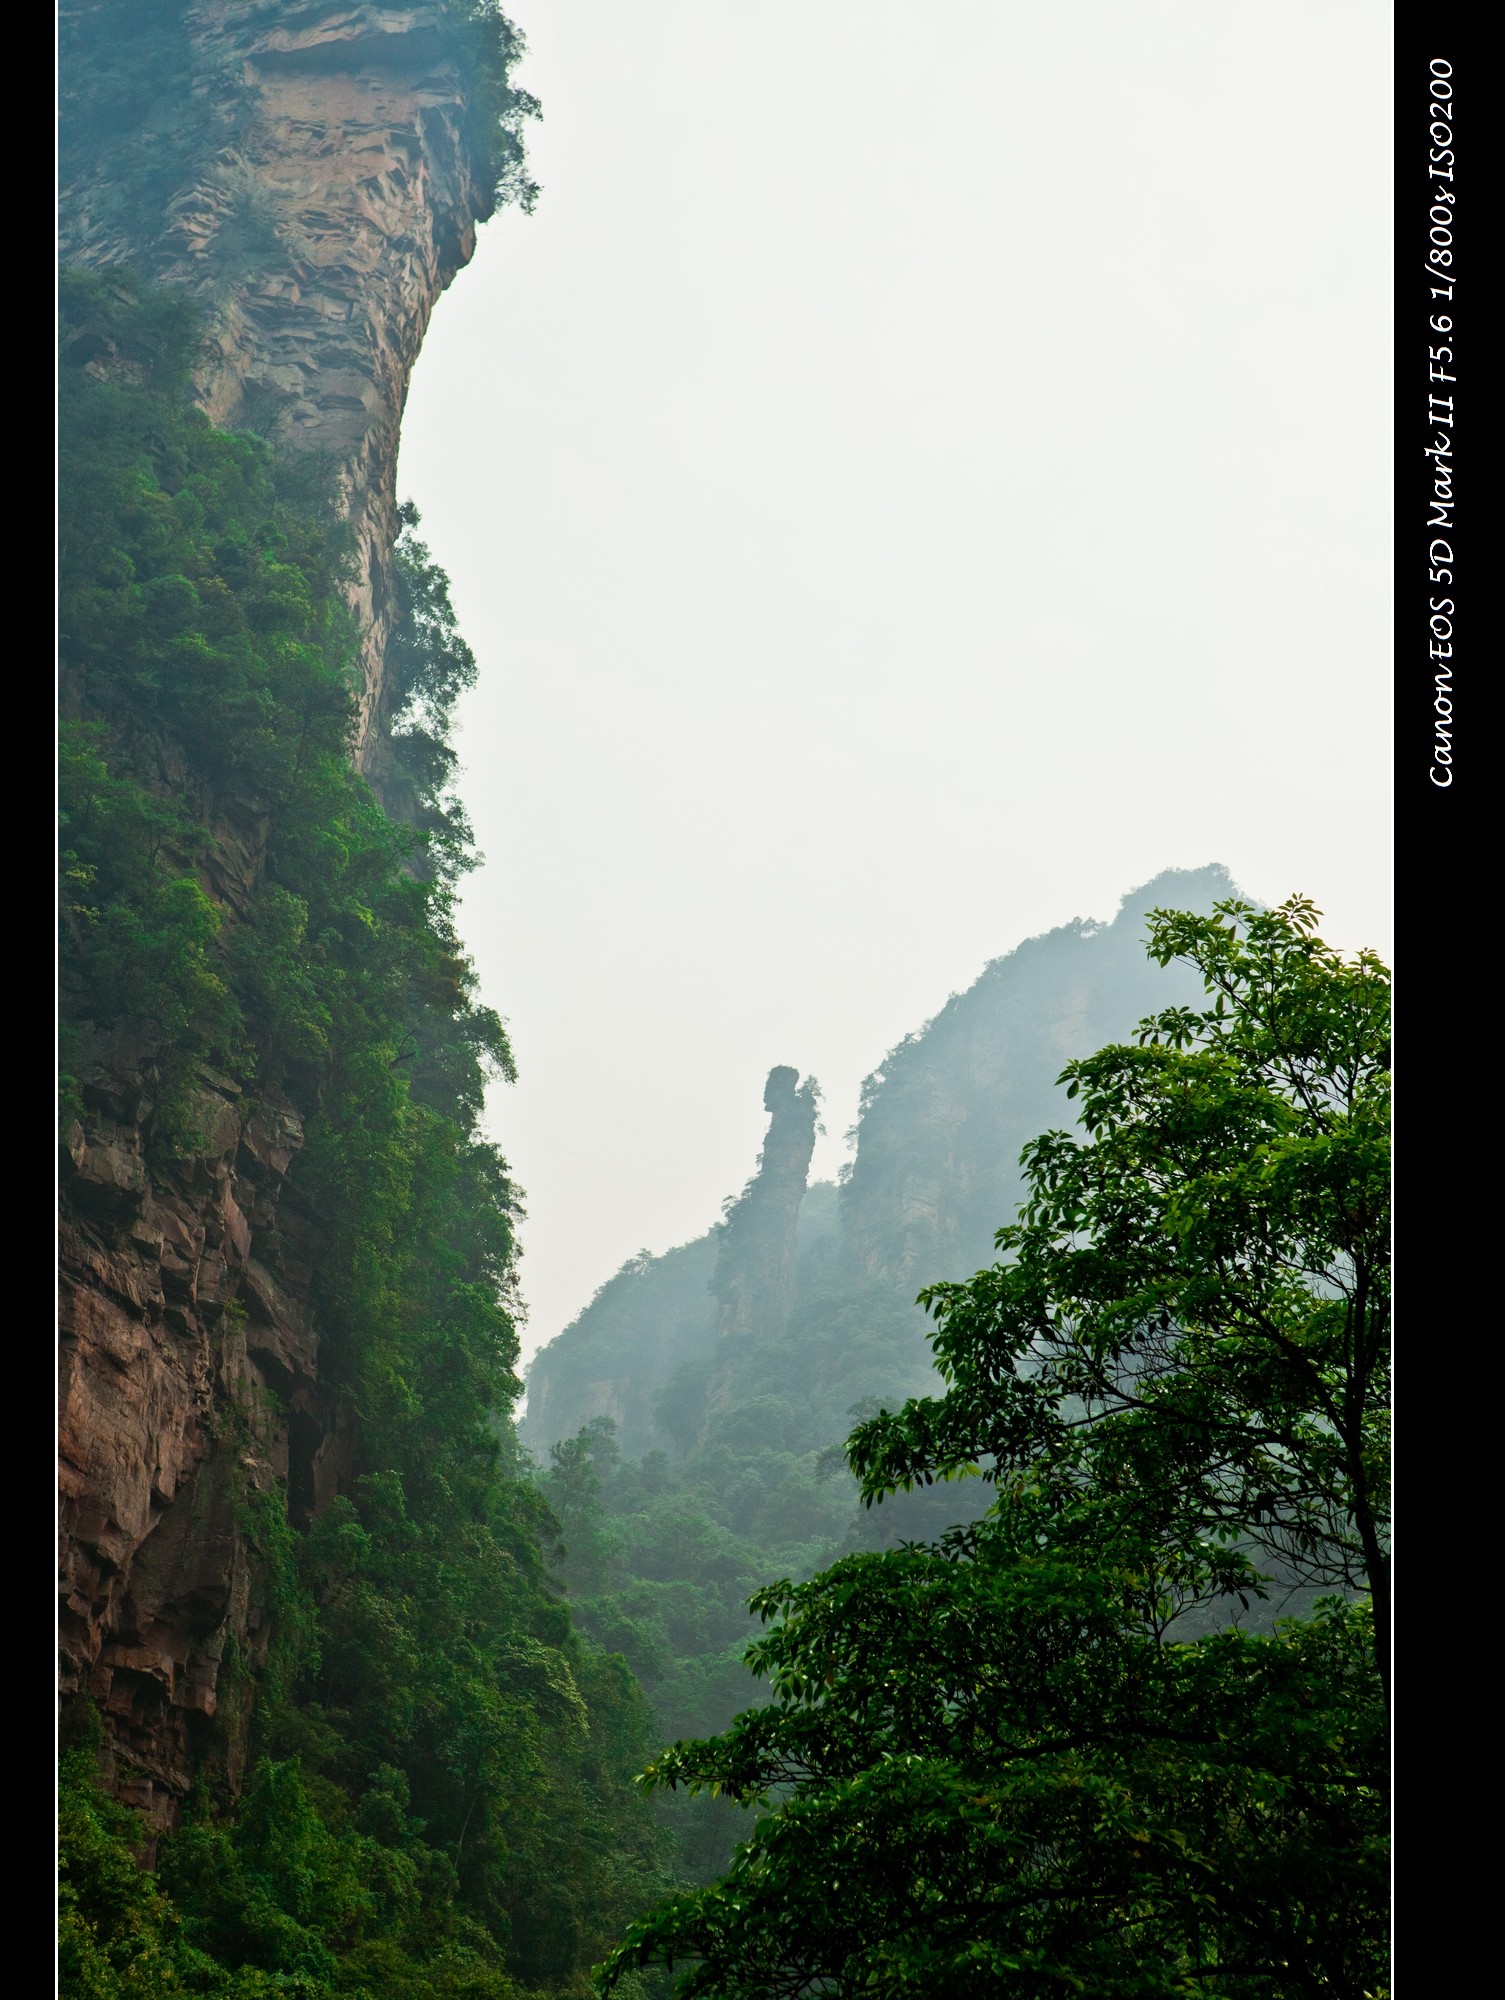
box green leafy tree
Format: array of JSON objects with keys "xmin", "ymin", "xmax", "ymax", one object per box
[{"xmin": 598, "ymin": 898, "xmax": 1390, "ymax": 1998}]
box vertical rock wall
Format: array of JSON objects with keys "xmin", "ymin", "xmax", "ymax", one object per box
[
  {"xmin": 58, "ymin": 1048, "xmax": 348, "ymax": 1831},
  {"xmin": 58, "ymin": 796, "xmax": 359, "ymax": 1831},
  {"xmin": 58, "ymin": 0, "xmax": 508, "ymax": 1828},
  {"xmin": 58, "ymin": 0, "xmax": 504, "ymax": 758}
]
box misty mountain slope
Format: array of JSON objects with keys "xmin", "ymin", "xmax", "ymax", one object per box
[
  {"xmin": 840, "ymin": 861, "xmax": 1238, "ymax": 1291},
  {"xmin": 520, "ymin": 864, "xmax": 1244, "ymax": 1883},
  {"xmin": 524, "ymin": 1231, "xmax": 720, "ymax": 1457},
  {"xmin": 523, "ymin": 862, "xmax": 1238, "ymax": 1462}
]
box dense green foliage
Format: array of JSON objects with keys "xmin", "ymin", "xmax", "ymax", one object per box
[
  {"xmin": 58, "ymin": 270, "xmax": 668, "ymax": 1997},
  {"xmin": 535, "ymin": 1193, "xmax": 993, "ymax": 1882},
  {"xmin": 599, "ymin": 900, "xmax": 1390, "ymax": 1997}
]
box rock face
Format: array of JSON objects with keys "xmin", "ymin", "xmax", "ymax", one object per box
[
  {"xmin": 56, "ymin": 780, "xmax": 365, "ymax": 1832},
  {"xmin": 58, "ymin": 0, "xmax": 507, "ymax": 758},
  {"xmin": 57, "ymin": 0, "xmax": 507, "ymax": 1827},
  {"xmin": 518, "ymin": 1071, "xmax": 823, "ymax": 1460},
  {"xmin": 58, "ymin": 1042, "xmax": 353, "ymax": 1833}
]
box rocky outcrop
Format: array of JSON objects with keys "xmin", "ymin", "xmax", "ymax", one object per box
[
  {"xmin": 58, "ymin": 1039, "xmax": 354, "ymax": 1834},
  {"xmin": 58, "ymin": 0, "xmax": 511, "ymax": 758},
  {"xmin": 703, "ymin": 1067, "xmax": 819, "ymax": 1423}
]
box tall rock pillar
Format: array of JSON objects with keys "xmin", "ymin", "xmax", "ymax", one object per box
[{"xmin": 706, "ymin": 1068, "xmax": 819, "ymax": 1415}]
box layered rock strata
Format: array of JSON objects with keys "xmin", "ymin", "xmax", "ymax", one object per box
[
  {"xmin": 58, "ymin": 0, "xmax": 502, "ymax": 757},
  {"xmin": 59, "ymin": 1053, "xmax": 349, "ymax": 1833}
]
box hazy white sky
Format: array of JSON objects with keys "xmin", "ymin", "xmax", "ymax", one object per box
[{"xmin": 397, "ymin": 0, "xmax": 1393, "ymax": 1364}]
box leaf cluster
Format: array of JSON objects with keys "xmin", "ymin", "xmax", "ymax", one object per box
[
  {"xmin": 447, "ymin": 1, "xmax": 543, "ymax": 218},
  {"xmin": 852, "ymin": 898, "xmax": 1391, "ymax": 1661}
]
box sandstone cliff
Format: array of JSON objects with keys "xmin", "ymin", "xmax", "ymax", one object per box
[
  {"xmin": 59, "ymin": 0, "xmax": 528, "ymax": 760},
  {"xmin": 518, "ymin": 1071, "xmax": 823, "ymax": 1461},
  {"xmin": 58, "ymin": 0, "xmax": 527, "ymax": 1831},
  {"xmin": 59, "ymin": 1050, "xmax": 345, "ymax": 1830}
]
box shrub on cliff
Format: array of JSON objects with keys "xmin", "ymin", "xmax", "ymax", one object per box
[{"xmin": 449, "ymin": 1, "xmax": 542, "ymax": 217}]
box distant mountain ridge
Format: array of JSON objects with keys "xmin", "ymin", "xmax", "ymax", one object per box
[{"xmin": 522, "ymin": 863, "xmax": 1239, "ymax": 1460}]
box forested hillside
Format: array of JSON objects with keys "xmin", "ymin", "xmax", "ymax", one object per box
[{"xmin": 526, "ymin": 866, "xmax": 1233, "ymax": 1451}]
